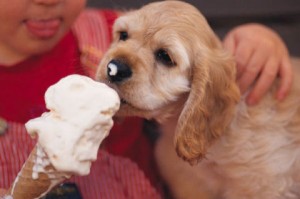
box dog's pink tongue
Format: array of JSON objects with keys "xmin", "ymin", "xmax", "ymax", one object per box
[{"xmin": 26, "ymin": 19, "xmax": 60, "ymax": 39}]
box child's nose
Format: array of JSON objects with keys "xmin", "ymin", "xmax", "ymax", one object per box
[{"xmin": 33, "ymin": 0, "xmax": 61, "ymax": 5}]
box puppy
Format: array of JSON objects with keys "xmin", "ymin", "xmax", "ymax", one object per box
[{"xmin": 96, "ymin": 1, "xmax": 300, "ymax": 199}]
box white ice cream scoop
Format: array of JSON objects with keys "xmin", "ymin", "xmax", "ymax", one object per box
[{"xmin": 25, "ymin": 74, "xmax": 120, "ymax": 176}]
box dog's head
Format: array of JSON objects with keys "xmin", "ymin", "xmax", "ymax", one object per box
[{"xmin": 96, "ymin": 1, "xmax": 240, "ymax": 164}]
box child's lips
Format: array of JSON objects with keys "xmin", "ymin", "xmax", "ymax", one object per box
[{"xmin": 25, "ymin": 18, "xmax": 61, "ymax": 39}]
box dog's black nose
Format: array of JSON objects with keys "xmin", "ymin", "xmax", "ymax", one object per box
[{"xmin": 107, "ymin": 59, "xmax": 132, "ymax": 83}]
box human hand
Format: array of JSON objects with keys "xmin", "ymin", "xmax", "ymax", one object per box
[
  {"xmin": 223, "ymin": 23, "xmax": 292, "ymax": 105},
  {"xmin": 0, "ymin": 189, "xmax": 6, "ymax": 196},
  {"xmin": 0, "ymin": 189, "xmax": 12, "ymax": 199}
]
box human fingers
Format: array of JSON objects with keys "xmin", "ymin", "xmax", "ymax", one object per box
[
  {"xmin": 0, "ymin": 189, "xmax": 6, "ymax": 196},
  {"xmin": 276, "ymin": 57, "xmax": 293, "ymax": 100},
  {"xmin": 246, "ymin": 58, "xmax": 279, "ymax": 105},
  {"xmin": 0, "ymin": 189, "xmax": 11, "ymax": 199},
  {"xmin": 223, "ymin": 32, "xmax": 236, "ymax": 55},
  {"xmin": 233, "ymin": 40, "xmax": 254, "ymax": 79},
  {"xmin": 223, "ymin": 30, "xmax": 253, "ymax": 79},
  {"xmin": 0, "ymin": 195, "xmax": 12, "ymax": 198},
  {"xmin": 237, "ymin": 49, "xmax": 267, "ymax": 94}
]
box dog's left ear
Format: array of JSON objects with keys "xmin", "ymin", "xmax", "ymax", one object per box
[{"xmin": 174, "ymin": 44, "xmax": 240, "ymax": 164}]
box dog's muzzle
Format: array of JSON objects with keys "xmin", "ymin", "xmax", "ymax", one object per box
[{"xmin": 107, "ymin": 59, "xmax": 132, "ymax": 83}]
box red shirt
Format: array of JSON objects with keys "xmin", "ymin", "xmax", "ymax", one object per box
[{"xmin": 0, "ymin": 9, "xmax": 161, "ymax": 198}]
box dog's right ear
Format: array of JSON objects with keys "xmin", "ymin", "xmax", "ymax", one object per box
[{"xmin": 174, "ymin": 44, "xmax": 240, "ymax": 165}]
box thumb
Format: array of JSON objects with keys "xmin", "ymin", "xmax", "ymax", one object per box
[{"xmin": 223, "ymin": 33, "xmax": 236, "ymax": 55}]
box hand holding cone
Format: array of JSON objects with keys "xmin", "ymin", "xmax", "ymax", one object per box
[
  {"xmin": 7, "ymin": 145, "xmax": 71, "ymax": 199},
  {"xmin": 5, "ymin": 75, "xmax": 120, "ymax": 199}
]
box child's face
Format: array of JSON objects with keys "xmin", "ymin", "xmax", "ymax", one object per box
[{"xmin": 0, "ymin": 0, "xmax": 86, "ymax": 65}]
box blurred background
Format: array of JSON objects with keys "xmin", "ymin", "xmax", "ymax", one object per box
[{"xmin": 87, "ymin": 0, "xmax": 300, "ymax": 57}]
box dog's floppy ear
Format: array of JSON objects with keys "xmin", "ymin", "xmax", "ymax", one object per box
[{"xmin": 174, "ymin": 44, "xmax": 240, "ymax": 164}]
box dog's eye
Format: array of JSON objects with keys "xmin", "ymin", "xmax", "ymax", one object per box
[
  {"xmin": 119, "ymin": 31, "xmax": 128, "ymax": 41},
  {"xmin": 155, "ymin": 49, "xmax": 175, "ymax": 66}
]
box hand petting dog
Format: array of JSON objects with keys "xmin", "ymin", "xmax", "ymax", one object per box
[{"xmin": 223, "ymin": 23, "xmax": 292, "ymax": 105}]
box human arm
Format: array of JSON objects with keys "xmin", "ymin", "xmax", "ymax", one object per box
[{"xmin": 223, "ymin": 23, "xmax": 293, "ymax": 105}]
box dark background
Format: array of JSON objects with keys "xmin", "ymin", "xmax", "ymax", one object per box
[{"xmin": 87, "ymin": 0, "xmax": 300, "ymax": 57}]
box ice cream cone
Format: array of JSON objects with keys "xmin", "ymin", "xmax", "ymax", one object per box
[
  {"xmin": 7, "ymin": 145, "xmax": 71, "ymax": 199},
  {"xmin": 5, "ymin": 75, "xmax": 120, "ymax": 199}
]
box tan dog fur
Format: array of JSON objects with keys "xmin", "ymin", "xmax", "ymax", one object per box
[{"xmin": 97, "ymin": 1, "xmax": 300, "ymax": 198}]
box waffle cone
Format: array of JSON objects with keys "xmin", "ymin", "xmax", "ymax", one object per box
[{"xmin": 7, "ymin": 145, "xmax": 70, "ymax": 199}]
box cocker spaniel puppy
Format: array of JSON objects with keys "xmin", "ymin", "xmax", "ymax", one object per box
[{"xmin": 96, "ymin": 1, "xmax": 300, "ymax": 199}]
